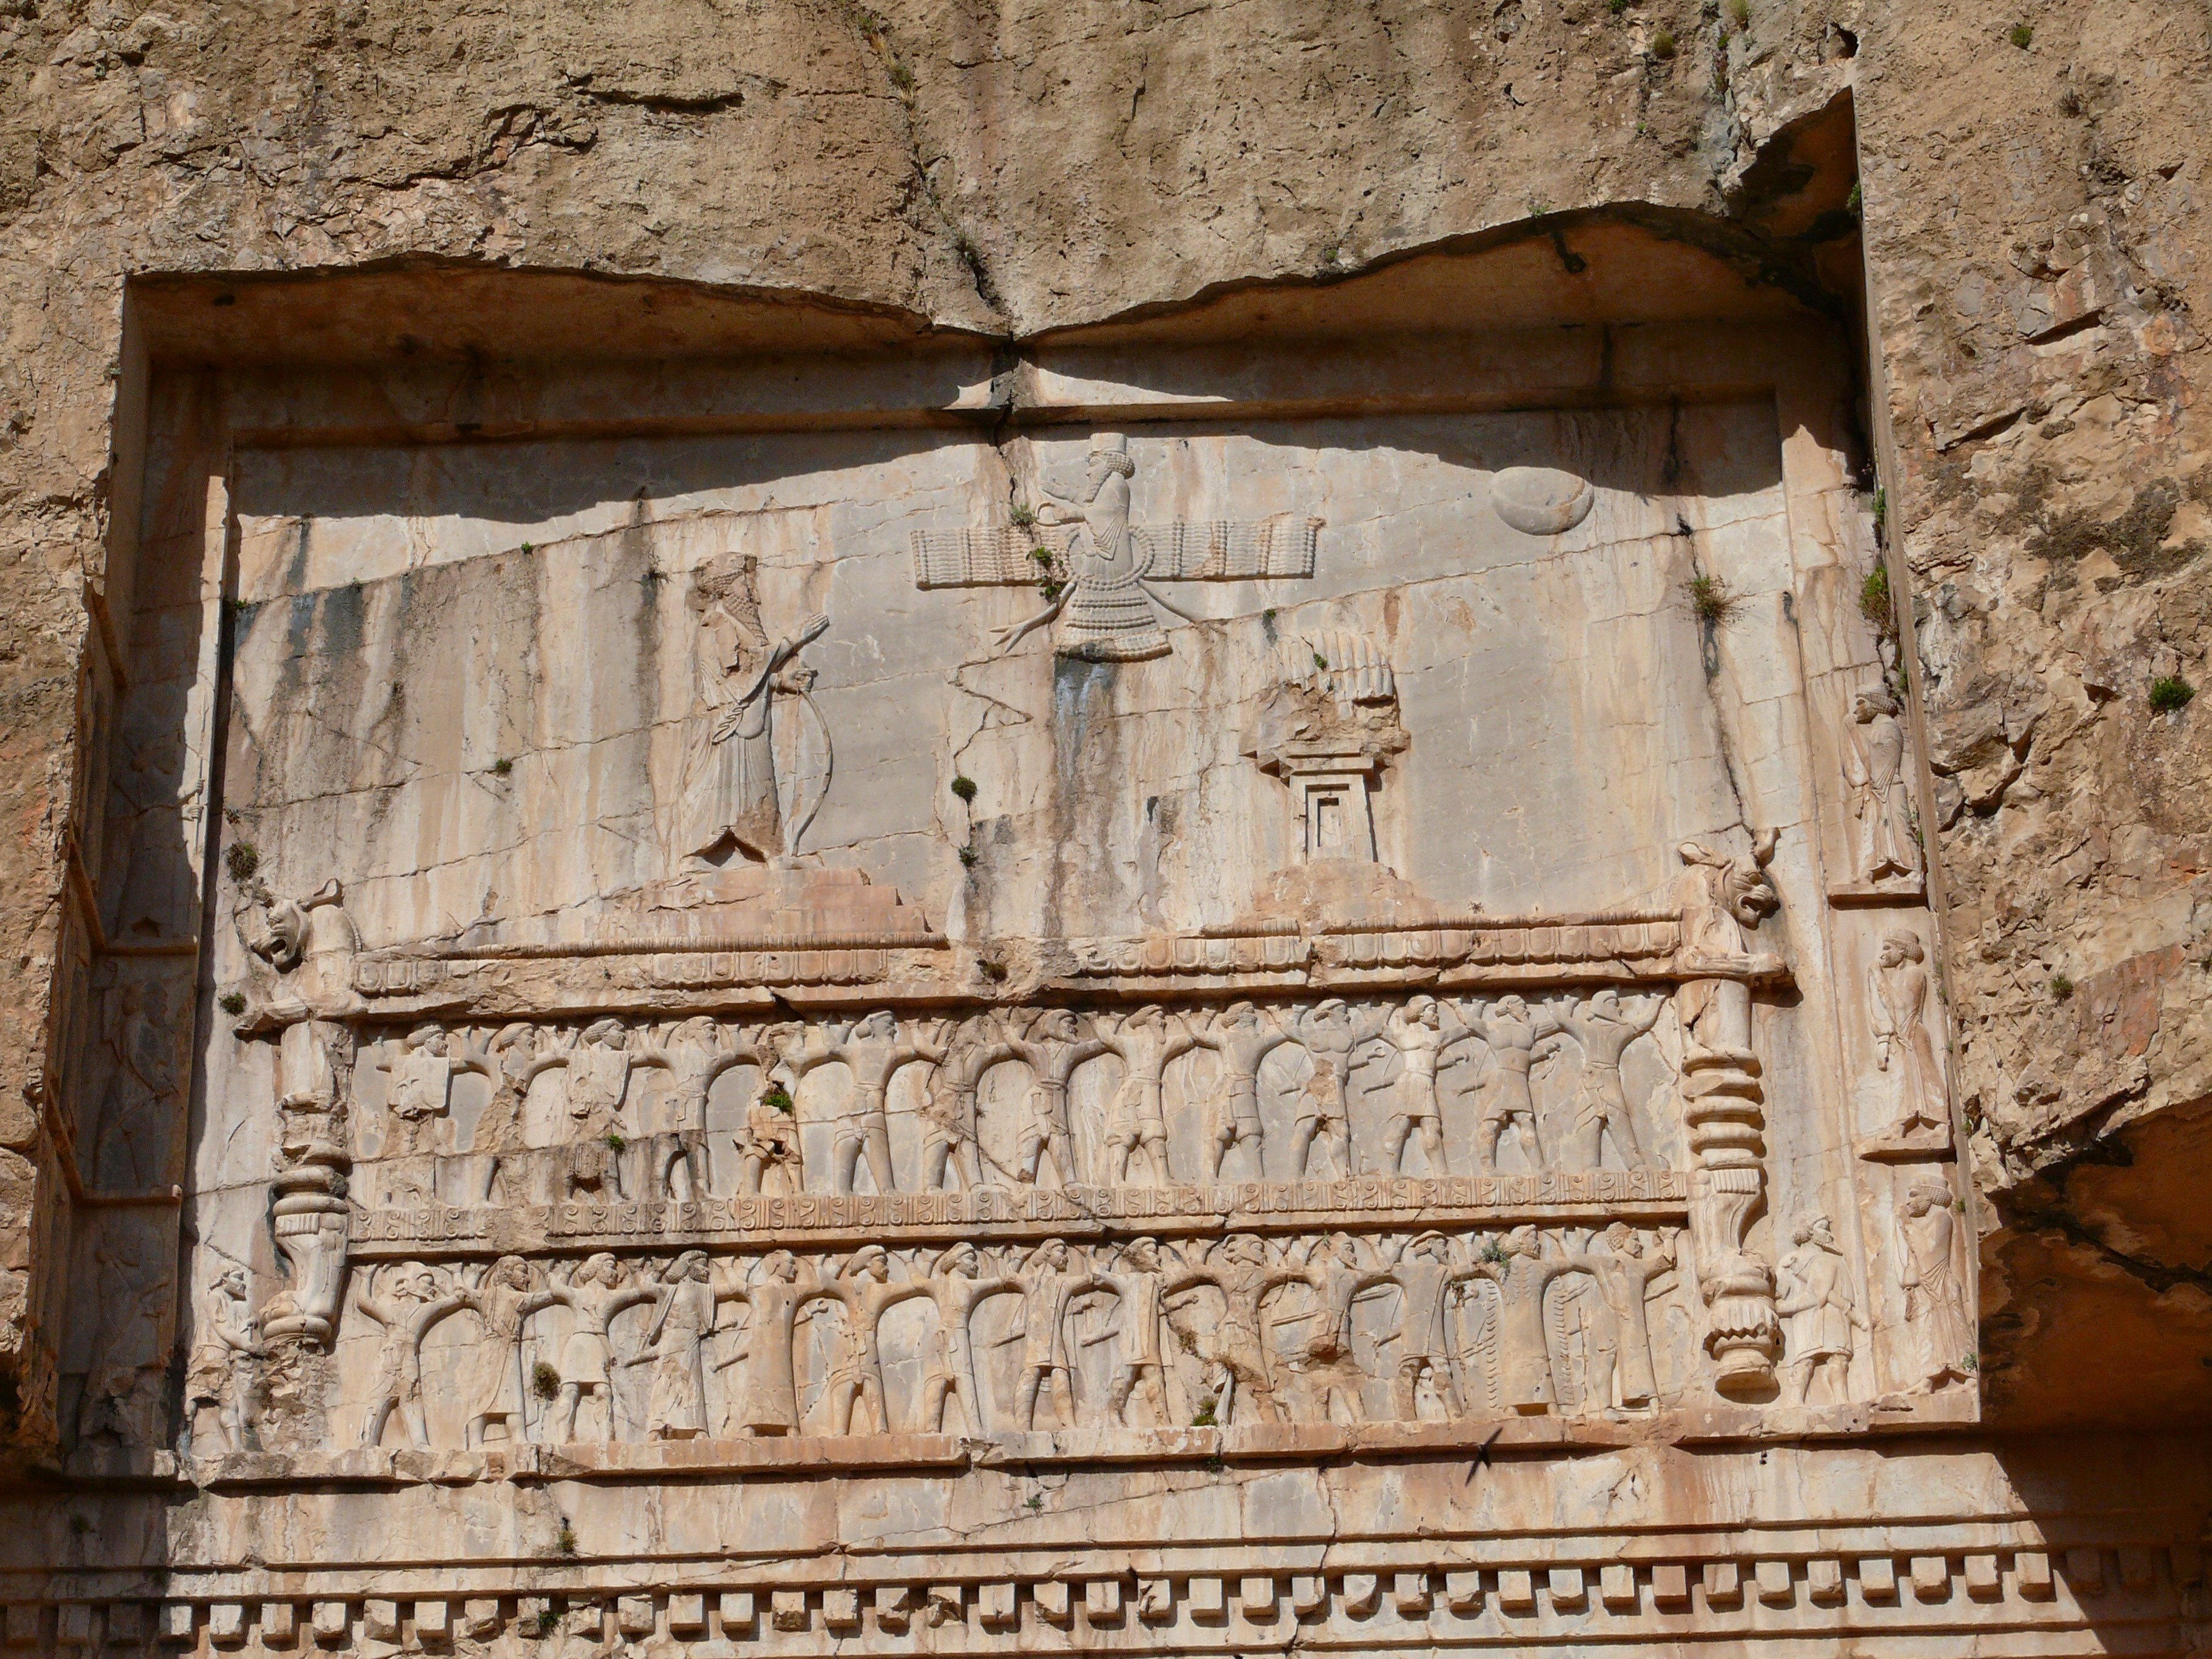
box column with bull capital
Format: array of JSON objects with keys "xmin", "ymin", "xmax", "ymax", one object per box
[{"xmin": 1673, "ymin": 833, "xmax": 1786, "ymax": 1401}]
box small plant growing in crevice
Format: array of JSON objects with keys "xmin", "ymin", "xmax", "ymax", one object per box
[
  {"xmin": 1008, "ymin": 503, "xmax": 1038, "ymax": 529},
  {"xmin": 1651, "ymin": 26, "xmax": 1678, "ymax": 56},
  {"xmin": 951, "ymin": 774, "xmax": 977, "ymax": 803},
  {"xmin": 532, "ymin": 1607, "xmax": 560, "ymax": 1638},
  {"xmin": 491, "ymin": 757, "xmax": 514, "ymax": 776},
  {"xmin": 224, "ymin": 842, "xmax": 260, "ymax": 883},
  {"xmin": 977, "ymin": 957, "xmax": 1009, "ymax": 983},
  {"xmin": 958, "ymin": 845, "xmax": 979, "ymax": 868},
  {"xmin": 1859, "ymin": 565, "xmax": 1894, "ymax": 634},
  {"xmin": 1190, "ymin": 1398, "xmax": 1218, "ymax": 1427},
  {"xmin": 1846, "ymin": 181, "xmax": 1864, "ymax": 220},
  {"xmin": 532, "ymin": 1361, "xmax": 561, "ymax": 1401},
  {"xmin": 2049, "ymin": 973, "xmax": 2075, "ymax": 1002},
  {"xmin": 760, "ymin": 1084, "xmax": 794, "ymax": 1116},
  {"xmin": 1726, "ymin": 0, "xmax": 1750, "ymax": 25},
  {"xmin": 2150, "ymin": 675, "xmax": 2195, "ymax": 712},
  {"xmin": 218, "ymin": 991, "xmax": 247, "ymax": 1017},
  {"xmin": 1312, "ymin": 651, "xmax": 1329, "ymax": 671},
  {"xmin": 1025, "ymin": 1493, "xmax": 1045, "ymax": 1511},
  {"xmin": 604, "ymin": 1131, "xmax": 626, "ymax": 1153},
  {"xmin": 1480, "ymin": 1238, "xmax": 1509, "ymax": 1265},
  {"xmin": 1684, "ymin": 573, "xmax": 1743, "ymax": 626},
  {"xmin": 520, "ymin": 541, "xmax": 535, "ymax": 555},
  {"xmin": 2008, "ymin": 22, "xmax": 2032, "ymax": 46},
  {"xmin": 555, "ymin": 1520, "xmax": 578, "ymax": 1557},
  {"xmin": 886, "ymin": 58, "xmax": 915, "ymax": 92}
]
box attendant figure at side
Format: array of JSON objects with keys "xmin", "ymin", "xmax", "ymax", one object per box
[
  {"xmin": 1776, "ymin": 1216, "xmax": 1866, "ymax": 1406},
  {"xmin": 1844, "ymin": 687, "xmax": 1921, "ymax": 883},
  {"xmin": 184, "ymin": 1267, "xmax": 264, "ymax": 1456},
  {"xmin": 1897, "ymin": 1179, "xmax": 1972, "ymax": 1393},
  {"xmin": 1868, "ymin": 930, "xmax": 1948, "ymax": 1143}
]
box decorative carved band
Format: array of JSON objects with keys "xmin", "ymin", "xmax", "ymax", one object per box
[
  {"xmin": 28, "ymin": 1540, "xmax": 2194, "ymax": 1655},
  {"xmin": 351, "ymin": 1170, "xmax": 1694, "ymax": 1254}
]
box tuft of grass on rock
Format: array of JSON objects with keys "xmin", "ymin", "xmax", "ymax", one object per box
[
  {"xmin": 1652, "ymin": 26, "xmax": 1678, "ymax": 56},
  {"xmin": 218, "ymin": 991, "xmax": 247, "ymax": 1017},
  {"xmin": 2049, "ymin": 973, "xmax": 2075, "ymax": 1002},
  {"xmin": 224, "ymin": 842, "xmax": 260, "ymax": 883},
  {"xmin": 2150, "ymin": 675, "xmax": 2195, "ymax": 713},
  {"xmin": 1726, "ymin": 0, "xmax": 1751, "ymax": 27},
  {"xmin": 1685, "ymin": 573, "xmax": 1743, "ymax": 626},
  {"xmin": 2009, "ymin": 22, "xmax": 2033, "ymax": 46},
  {"xmin": 532, "ymin": 1361, "xmax": 561, "ymax": 1401},
  {"xmin": 951, "ymin": 774, "xmax": 977, "ymax": 802}
]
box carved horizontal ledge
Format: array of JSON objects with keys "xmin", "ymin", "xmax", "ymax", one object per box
[
  {"xmin": 419, "ymin": 928, "xmax": 950, "ymax": 960},
  {"xmin": 348, "ymin": 1170, "xmax": 1693, "ymax": 1255},
  {"xmin": 41, "ymin": 1541, "xmax": 2196, "ymax": 1655},
  {"xmin": 1063, "ymin": 916, "xmax": 1685, "ymax": 979},
  {"xmin": 151, "ymin": 1400, "xmax": 1979, "ymax": 1494},
  {"xmin": 330, "ymin": 929, "xmax": 1789, "ymax": 1017}
]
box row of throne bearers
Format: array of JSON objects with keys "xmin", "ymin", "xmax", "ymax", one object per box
[
  {"xmin": 330, "ymin": 1225, "xmax": 1687, "ymax": 1453},
  {"xmin": 371, "ymin": 991, "xmax": 1673, "ymax": 1203}
]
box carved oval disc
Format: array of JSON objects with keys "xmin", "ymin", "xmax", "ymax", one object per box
[{"xmin": 1491, "ymin": 466, "xmax": 1596, "ymax": 535}]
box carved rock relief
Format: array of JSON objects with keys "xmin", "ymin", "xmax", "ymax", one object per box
[{"xmin": 144, "ymin": 407, "xmax": 1966, "ymax": 1501}]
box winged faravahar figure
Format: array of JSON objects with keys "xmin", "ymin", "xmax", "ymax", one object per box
[{"xmin": 911, "ymin": 434, "xmax": 1323, "ymax": 662}]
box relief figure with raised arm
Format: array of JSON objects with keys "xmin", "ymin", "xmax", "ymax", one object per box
[
  {"xmin": 1550, "ymin": 991, "xmax": 1666, "ymax": 1171},
  {"xmin": 1190, "ymin": 1003, "xmax": 1293, "ymax": 1179},
  {"xmin": 1101, "ymin": 1007, "xmax": 1195, "ymax": 1187},
  {"xmin": 1472, "ymin": 996, "xmax": 1559, "ymax": 1171}
]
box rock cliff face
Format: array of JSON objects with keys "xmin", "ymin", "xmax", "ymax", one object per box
[
  {"xmin": 0, "ymin": 0, "xmax": 2206, "ymax": 1648},
  {"xmin": 1851, "ymin": 0, "xmax": 2211, "ymax": 1425}
]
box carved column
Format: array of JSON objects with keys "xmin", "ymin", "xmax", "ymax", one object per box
[
  {"xmin": 1677, "ymin": 977, "xmax": 1780, "ymax": 1400},
  {"xmin": 260, "ymin": 1019, "xmax": 354, "ymax": 1347}
]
